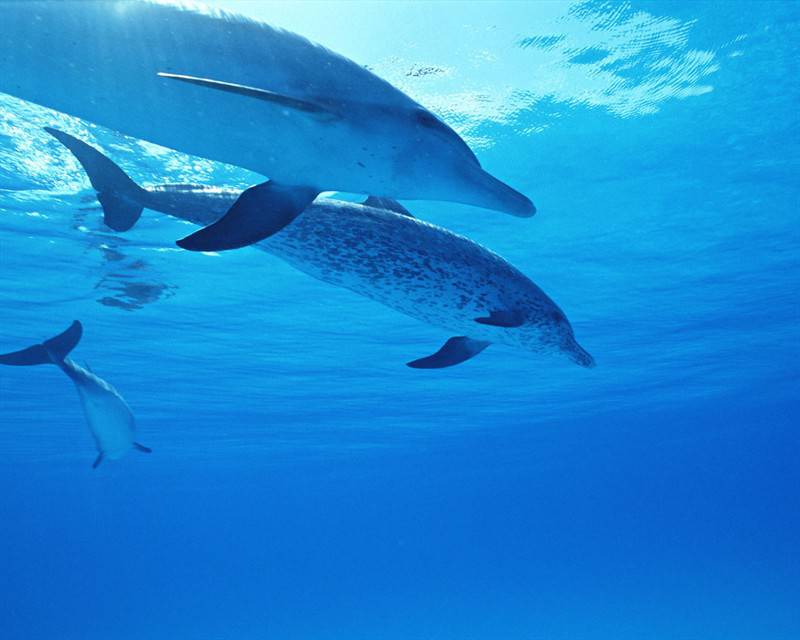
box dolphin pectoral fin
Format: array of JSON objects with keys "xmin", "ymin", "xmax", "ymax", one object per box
[
  {"xmin": 407, "ymin": 336, "xmax": 491, "ymax": 369},
  {"xmin": 92, "ymin": 452, "xmax": 104, "ymax": 469},
  {"xmin": 475, "ymin": 310, "xmax": 525, "ymax": 328},
  {"xmin": 157, "ymin": 73, "xmax": 339, "ymax": 122},
  {"xmin": 363, "ymin": 196, "xmax": 414, "ymax": 218},
  {"xmin": 176, "ymin": 181, "xmax": 319, "ymax": 251}
]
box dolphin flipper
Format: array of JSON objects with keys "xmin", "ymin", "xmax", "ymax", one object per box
[
  {"xmin": 176, "ymin": 181, "xmax": 319, "ymax": 251},
  {"xmin": 407, "ymin": 336, "xmax": 491, "ymax": 369},
  {"xmin": 92, "ymin": 452, "xmax": 104, "ymax": 469},
  {"xmin": 133, "ymin": 443, "xmax": 152, "ymax": 454},
  {"xmin": 157, "ymin": 73, "xmax": 338, "ymax": 122},
  {"xmin": 475, "ymin": 310, "xmax": 525, "ymax": 328},
  {"xmin": 363, "ymin": 196, "xmax": 414, "ymax": 218}
]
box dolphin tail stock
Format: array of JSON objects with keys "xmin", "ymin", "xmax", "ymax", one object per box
[
  {"xmin": 44, "ymin": 127, "xmax": 146, "ymax": 232},
  {"xmin": 0, "ymin": 321, "xmax": 83, "ymax": 367}
]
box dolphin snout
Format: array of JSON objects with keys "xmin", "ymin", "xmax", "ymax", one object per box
[{"xmin": 465, "ymin": 165, "xmax": 536, "ymax": 217}]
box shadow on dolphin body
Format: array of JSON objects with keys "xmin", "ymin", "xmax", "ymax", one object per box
[
  {"xmin": 0, "ymin": 321, "xmax": 151, "ymax": 468},
  {"xmin": 46, "ymin": 128, "xmax": 594, "ymax": 370},
  {"xmin": 0, "ymin": 1, "xmax": 535, "ymax": 251}
]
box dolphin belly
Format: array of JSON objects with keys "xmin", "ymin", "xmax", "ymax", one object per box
[
  {"xmin": 66, "ymin": 362, "xmax": 136, "ymax": 459},
  {"xmin": 0, "ymin": 2, "xmax": 333, "ymax": 184},
  {"xmin": 259, "ymin": 202, "xmax": 545, "ymax": 347},
  {"xmin": 4, "ymin": 3, "xmax": 535, "ymax": 218},
  {"xmin": 137, "ymin": 187, "xmax": 563, "ymax": 354},
  {"xmin": 0, "ymin": 2, "xmax": 409, "ymax": 190},
  {"xmin": 146, "ymin": 188, "xmax": 512, "ymax": 337},
  {"xmin": 0, "ymin": 322, "xmax": 152, "ymax": 466},
  {"xmin": 39, "ymin": 128, "xmax": 582, "ymax": 365}
]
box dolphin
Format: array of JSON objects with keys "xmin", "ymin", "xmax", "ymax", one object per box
[
  {"xmin": 0, "ymin": 320, "xmax": 150, "ymax": 468},
  {"xmin": 47, "ymin": 128, "xmax": 593, "ymax": 369},
  {"xmin": 0, "ymin": 1, "xmax": 534, "ymax": 251}
]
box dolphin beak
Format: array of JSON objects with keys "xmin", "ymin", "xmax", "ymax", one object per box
[{"xmin": 463, "ymin": 164, "xmax": 536, "ymax": 217}]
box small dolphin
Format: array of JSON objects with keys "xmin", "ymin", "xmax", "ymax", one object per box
[
  {"xmin": 0, "ymin": 1, "xmax": 534, "ymax": 251},
  {"xmin": 0, "ymin": 321, "xmax": 150, "ymax": 468},
  {"xmin": 47, "ymin": 129, "xmax": 593, "ymax": 369}
]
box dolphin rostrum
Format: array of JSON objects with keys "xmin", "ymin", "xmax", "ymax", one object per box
[
  {"xmin": 0, "ymin": 321, "xmax": 150, "ymax": 468},
  {"xmin": 0, "ymin": 1, "xmax": 535, "ymax": 251},
  {"xmin": 48, "ymin": 129, "xmax": 593, "ymax": 370}
]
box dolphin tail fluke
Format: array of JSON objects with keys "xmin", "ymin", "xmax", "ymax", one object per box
[
  {"xmin": 95, "ymin": 191, "xmax": 144, "ymax": 232},
  {"xmin": 0, "ymin": 321, "xmax": 83, "ymax": 367},
  {"xmin": 44, "ymin": 127, "xmax": 146, "ymax": 231},
  {"xmin": 176, "ymin": 181, "xmax": 319, "ymax": 251}
]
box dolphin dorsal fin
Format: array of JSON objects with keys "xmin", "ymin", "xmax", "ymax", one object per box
[
  {"xmin": 363, "ymin": 196, "xmax": 414, "ymax": 218},
  {"xmin": 157, "ymin": 73, "xmax": 339, "ymax": 121}
]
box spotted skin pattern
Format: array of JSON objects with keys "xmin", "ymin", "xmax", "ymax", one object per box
[{"xmin": 149, "ymin": 186, "xmax": 593, "ymax": 367}]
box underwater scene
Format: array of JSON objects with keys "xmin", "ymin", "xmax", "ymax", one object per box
[{"xmin": 0, "ymin": 1, "xmax": 797, "ymax": 638}]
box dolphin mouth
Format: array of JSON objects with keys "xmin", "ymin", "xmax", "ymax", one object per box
[{"xmin": 464, "ymin": 164, "xmax": 536, "ymax": 217}]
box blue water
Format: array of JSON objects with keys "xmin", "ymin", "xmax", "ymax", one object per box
[{"xmin": 1, "ymin": 1, "xmax": 798, "ymax": 638}]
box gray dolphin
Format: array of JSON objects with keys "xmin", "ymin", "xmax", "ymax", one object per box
[
  {"xmin": 0, "ymin": 1, "xmax": 534, "ymax": 251},
  {"xmin": 0, "ymin": 321, "xmax": 150, "ymax": 468},
  {"xmin": 47, "ymin": 129, "xmax": 593, "ymax": 369}
]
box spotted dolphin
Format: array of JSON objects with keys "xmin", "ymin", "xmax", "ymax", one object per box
[
  {"xmin": 0, "ymin": 321, "xmax": 150, "ymax": 468},
  {"xmin": 48, "ymin": 129, "xmax": 592, "ymax": 369},
  {"xmin": 0, "ymin": 1, "xmax": 534, "ymax": 251}
]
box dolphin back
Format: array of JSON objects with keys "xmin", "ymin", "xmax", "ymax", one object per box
[{"xmin": 0, "ymin": 321, "xmax": 83, "ymax": 366}]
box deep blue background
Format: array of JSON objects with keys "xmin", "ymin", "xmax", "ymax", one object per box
[{"xmin": 1, "ymin": 1, "xmax": 798, "ymax": 638}]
